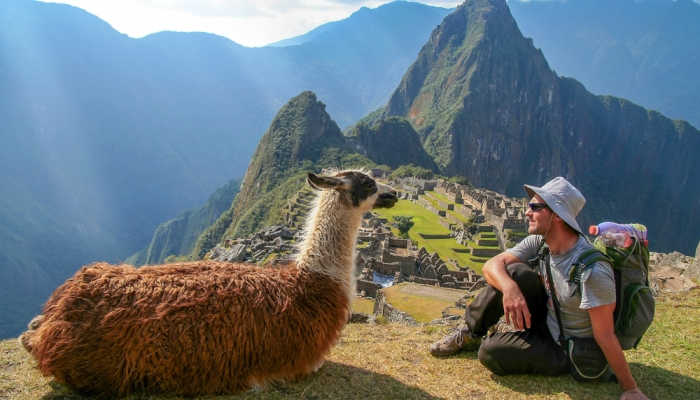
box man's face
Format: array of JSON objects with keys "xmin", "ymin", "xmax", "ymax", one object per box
[{"xmin": 525, "ymin": 195, "xmax": 553, "ymax": 235}]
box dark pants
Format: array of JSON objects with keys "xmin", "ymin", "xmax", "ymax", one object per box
[{"xmin": 466, "ymin": 263, "xmax": 570, "ymax": 376}]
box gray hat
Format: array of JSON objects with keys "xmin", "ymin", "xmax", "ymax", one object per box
[{"xmin": 524, "ymin": 177, "xmax": 585, "ymax": 235}]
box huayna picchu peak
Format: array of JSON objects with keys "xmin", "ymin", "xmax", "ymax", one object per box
[{"xmin": 375, "ymin": 0, "xmax": 700, "ymax": 254}]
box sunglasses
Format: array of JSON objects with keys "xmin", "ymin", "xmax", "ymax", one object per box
[{"xmin": 528, "ymin": 202, "xmax": 549, "ymax": 212}]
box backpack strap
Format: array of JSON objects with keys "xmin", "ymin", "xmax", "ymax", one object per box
[
  {"xmin": 527, "ymin": 236, "xmax": 548, "ymax": 269},
  {"xmin": 568, "ymin": 249, "xmax": 611, "ymax": 291},
  {"xmin": 543, "ymin": 247, "xmax": 568, "ymax": 346}
]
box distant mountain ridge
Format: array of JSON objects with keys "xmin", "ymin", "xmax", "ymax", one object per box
[
  {"xmin": 268, "ymin": 1, "xmax": 453, "ymax": 48},
  {"xmin": 508, "ymin": 0, "xmax": 700, "ymax": 129}
]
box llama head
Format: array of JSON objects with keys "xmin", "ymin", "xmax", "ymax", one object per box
[{"xmin": 307, "ymin": 170, "xmax": 397, "ymax": 211}]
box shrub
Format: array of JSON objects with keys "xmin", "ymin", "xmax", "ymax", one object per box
[{"xmin": 392, "ymin": 216, "xmax": 415, "ymax": 238}]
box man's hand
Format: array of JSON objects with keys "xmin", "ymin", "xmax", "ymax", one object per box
[
  {"xmin": 482, "ymin": 252, "xmax": 531, "ymax": 331},
  {"xmin": 502, "ymin": 284, "xmax": 531, "ymax": 330},
  {"xmin": 620, "ymin": 388, "xmax": 649, "ymax": 400}
]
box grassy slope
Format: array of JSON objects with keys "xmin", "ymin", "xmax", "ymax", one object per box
[{"xmin": 3, "ymin": 290, "xmax": 697, "ymax": 400}]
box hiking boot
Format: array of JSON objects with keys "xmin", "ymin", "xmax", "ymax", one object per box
[{"xmin": 429, "ymin": 324, "xmax": 481, "ymax": 356}]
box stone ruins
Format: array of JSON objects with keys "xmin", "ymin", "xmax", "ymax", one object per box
[{"xmin": 207, "ymin": 173, "xmax": 698, "ymax": 325}]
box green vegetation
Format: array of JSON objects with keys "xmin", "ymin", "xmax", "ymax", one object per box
[
  {"xmin": 192, "ymin": 92, "xmax": 382, "ymax": 257},
  {"xmin": 356, "ymin": 241, "xmax": 371, "ymax": 249},
  {"xmin": 129, "ymin": 178, "xmax": 241, "ymax": 265},
  {"xmin": 344, "ymin": 117, "xmax": 438, "ymax": 171},
  {"xmin": 447, "ymin": 175, "xmax": 470, "ymax": 186},
  {"xmin": 425, "ymin": 191, "xmax": 473, "ymax": 225},
  {"xmin": 389, "ymin": 164, "xmax": 434, "ymax": 179},
  {"xmin": 373, "ymin": 200, "xmax": 483, "ymax": 273},
  {"xmin": 392, "ymin": 216, "xmax": 415, "ymax": 238},
  {"xmin": 192, "ymin": 206, "xmax": 237, "ymax": 259}
]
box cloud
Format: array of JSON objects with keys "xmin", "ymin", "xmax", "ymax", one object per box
[{"xmin": 40, "ymin": 1, "xmax": 462, "ymax": 46}]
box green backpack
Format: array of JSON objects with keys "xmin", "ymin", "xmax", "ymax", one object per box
[{"xmin": 571, "ymin": 237, "xmax": 655, "ymax": 350}]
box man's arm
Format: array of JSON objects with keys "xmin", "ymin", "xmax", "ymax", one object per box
[
  {"xmin": 482, "ymin": 252, "xmax": 531, "ymax": 330},
  {"xmin": 588, "ymin": 304, "xmax": 648, "ymax": 399}
]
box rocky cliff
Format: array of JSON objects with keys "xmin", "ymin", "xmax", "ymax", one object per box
[{"xmin": 381, "ymin": 0, "xmax": 700, "ymax": 254}]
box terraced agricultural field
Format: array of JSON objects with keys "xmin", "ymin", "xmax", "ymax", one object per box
[{"xmin": 372, "ymin": 200, "xmax": 483, "ymax": 271}]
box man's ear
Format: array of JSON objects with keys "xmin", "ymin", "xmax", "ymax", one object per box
[
  {"xmin": 551, "ymin": 213, "xmax": 565, "ymax": 226},
  {"xmin": 307, "ymin": 173, "xmax": 345, "ymax": 190}
]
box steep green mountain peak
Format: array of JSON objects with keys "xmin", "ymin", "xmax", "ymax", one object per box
[
  {"xmin": 385, "ymin": 0, "xmax": 552, "ymax": 167},
  {"xmin": 239, "ymin": 91, "xmax": 346, "ymax": 195},
  {"xmin": 193, "ymin": 91, "xmax": 373, "ymax": 255}
]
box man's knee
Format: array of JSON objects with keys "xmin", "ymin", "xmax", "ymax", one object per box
[
  {"xmin": 477, "ymin": 337, "xmax": 508, "ymax": 375},
  {"xmin": 506, "ymin": 262, "xmax": 541, "ymax": 293}
]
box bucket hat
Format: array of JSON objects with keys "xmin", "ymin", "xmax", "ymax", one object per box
[{"xmin": 524, "ymin": 177, "xmax": 585, "ymax": 235}]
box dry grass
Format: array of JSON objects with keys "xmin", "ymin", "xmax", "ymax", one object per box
[
  {"xmin": 382, "ymin": 283, "xmax": 465, "ymax": 323},
  {"xmin": 2, "ymin": 289, "xmax": 698, "ymax": 400},
  {"xmin": 351, "ymin": 297, "xmax": 375, "ymax": 315}
]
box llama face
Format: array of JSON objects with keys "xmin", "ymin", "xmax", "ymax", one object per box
[{"xmin": 307, "ymin": 171, "xmax": 397, "ymax": 210}]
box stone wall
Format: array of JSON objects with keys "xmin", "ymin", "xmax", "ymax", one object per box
[
  {"xmin": 419, "ymin": 233, "xmax": 452, "ymax": 239},
  {"xmin": 373, "ymin": 291, "xmax": 419, "ymax": 325},
  {"xmin": 410, "ymin": 276, "xmax": 440, "ymax": 286},
  {"xmin": 357, "ymin": 279, "xmax": 382, "ymax": 298},
  {"xmin": 381, "ymin": 253, "xmax": 416, "ymax": 271},
  {"xmin": 471, "ymin": 247, "xmax": 502, "ymax": 257},
  {"xmin": 389, "ymin": 238, "xmax": 409, "ymax": 248},
  {"xmin": 375, "ymin": 261, "xmax": 401, "ymax": 275},
  {"xmin": 477, "ymin": 238, "xmax": 499, "ymax": 246}
]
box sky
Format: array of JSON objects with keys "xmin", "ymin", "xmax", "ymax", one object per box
[{"xmin": 39, "ymin": 0, "xmax": 464, "ymax": 47}]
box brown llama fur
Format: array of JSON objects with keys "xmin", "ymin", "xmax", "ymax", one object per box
[
  {"xmin": 20, "ymin": 170, "xmax": 396, "ymax": 397},
  {"xmin": 24, "ymin": 261, "xmax": 348, "ymax": 396}
]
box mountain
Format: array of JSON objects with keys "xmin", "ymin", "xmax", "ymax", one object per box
[
  {"xmin": 263, "ymin": 1, "xmax": 451, "ymax": 126},
  {"xmin": 191, "ymin": 91, "xmax": 441, "ymax": 259},
  {"xmin": 269, "ymin": 1, "xmax": 451, "ymax": 48},
  {"xmin": 377, "ymin": 0, "xmax": 700, "ymax": 254},
  {"xmin": 345, "ymin": 116, "xmax": 438, "ymax": 170},
  {"xmin": 192, "ymin": 91, "xmax": 378, "ymax": 258},
  {"xmin": 127, "ymin": 178, "xmax": 240, "ymax": 265},
  {"xmin": 0, "ymin": 0, "xmax": 449, "ymax": 338},
  {"xmin": 508, "ymin": 0, "xmax": 700, "ymax": 129}
]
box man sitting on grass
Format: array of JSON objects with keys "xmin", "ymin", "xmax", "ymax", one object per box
[{"xmin": 429, "ymin": 177, "xmax": 648, "ymax": 400}]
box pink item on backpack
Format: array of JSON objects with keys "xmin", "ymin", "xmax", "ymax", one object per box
[{"xmin": 588, "ymin": 222, "xmax": 648, "ymax": 248}]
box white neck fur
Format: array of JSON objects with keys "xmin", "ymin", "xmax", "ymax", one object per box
[{"xmin": 296, "ymin": 190, "xmax": 363, "ymax": 297}]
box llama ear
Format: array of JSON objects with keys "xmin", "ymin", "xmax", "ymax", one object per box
[{"xmin": 307, "ymin": 173, "xmax": 345, "ymax": 190}]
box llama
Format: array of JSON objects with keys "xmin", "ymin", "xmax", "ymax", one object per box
[{"xmin": 20, "ymin": 170, "xmax": 397, "ymax": 397}]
